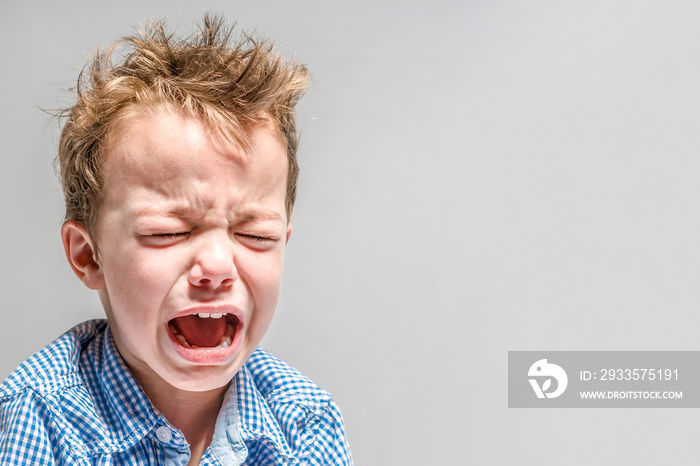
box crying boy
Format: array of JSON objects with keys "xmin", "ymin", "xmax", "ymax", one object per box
[{"xmin": 0, "ymin": 15, "xmax": 351, "ymax": 466}]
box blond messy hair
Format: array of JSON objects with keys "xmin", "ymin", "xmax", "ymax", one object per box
[{"xmin": 58, "ymin": 14, "xmax": 310, "ymax": 238}]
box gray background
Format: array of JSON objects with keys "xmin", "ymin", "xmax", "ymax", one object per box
[{"xmin": 2, "ymin": 0, "xmax": 700, "ymax": 464}]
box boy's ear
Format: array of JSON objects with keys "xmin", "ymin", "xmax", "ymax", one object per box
[
  {"xmin": 61, "ymin": 220, "xmax": 105, "ymax": 290},
  {"xmin": 286, "ymin": 223, "xmax": 292, "ymax": 244}
]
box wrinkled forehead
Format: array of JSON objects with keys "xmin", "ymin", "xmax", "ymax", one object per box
[
  {"xmin": 103, "ymin": 101, "xmax": 283, "ymax": 164},
  {"xmin": 98, "ymin": 107, "xmax": 290, "ymax": 205}
]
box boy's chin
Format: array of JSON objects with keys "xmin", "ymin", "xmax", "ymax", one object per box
[{"xmin": 161, "ymin": 365, "xmax": 240, "ymax": 393}]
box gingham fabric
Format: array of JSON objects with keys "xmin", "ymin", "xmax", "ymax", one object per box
[{"xmin": 0, "ymin": 320, "xmax": 352, "ymax": 465}]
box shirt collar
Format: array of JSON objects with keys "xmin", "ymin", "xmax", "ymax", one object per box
[
  {"xmin": 233, "ymin": 357, "xmax": 295, "ymax": 460},
  {"xmin": 91, "ymin": 326, "xmax": 173, "ymax": 448}
]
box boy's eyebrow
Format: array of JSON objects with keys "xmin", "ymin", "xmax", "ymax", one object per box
[
  {"xmin": 235, "ymin": 208, "xmax": 284, "ymax": 223},
  {"xmin": 132, "ymin": 205, "xmax": 197, "ymax": 220}
]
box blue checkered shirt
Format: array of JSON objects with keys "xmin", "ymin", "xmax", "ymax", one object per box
[{"xmin": 0, "ymin": 320, "xmax": 351, "ymax": 465}]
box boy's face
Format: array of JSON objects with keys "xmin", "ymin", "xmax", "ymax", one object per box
[{"xmin": 82, "ymin": 111, "xmax": 290, "ymax": 392}]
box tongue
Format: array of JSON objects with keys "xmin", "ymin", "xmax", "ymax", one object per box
[{"xmin": 171, "ymin": 315, "xmax": 227, "ymax": 347}]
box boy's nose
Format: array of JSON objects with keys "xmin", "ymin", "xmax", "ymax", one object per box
[{"xmin": 188, "ymin": 232, "xmax": 237, "ymax": 289}]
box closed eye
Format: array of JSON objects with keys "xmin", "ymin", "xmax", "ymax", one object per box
[
  {"xmin": 236, "ymin": 233, "xmax": 272, "ymax": 242},
  {"xmin": 152, "ymin": 232, "xmax": 190, "ymax": 239}
]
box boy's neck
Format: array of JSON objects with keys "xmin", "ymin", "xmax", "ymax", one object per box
[
  {"xmin": 154, "ymin": 384, "xmax": 227, "ymax": 464},
  {"xmin": 128, "ymin": 364, "xmax": 229, "ymax": 463}
]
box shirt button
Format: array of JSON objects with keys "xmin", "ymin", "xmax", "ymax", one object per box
[{"xmin": 156, "ymin": 426, "xmax": 173, "ymax": 443}]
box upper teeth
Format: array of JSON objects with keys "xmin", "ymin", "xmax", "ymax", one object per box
[{"xmin": 197, "ymin": 312, "xmax": 227, "ymax": 319}]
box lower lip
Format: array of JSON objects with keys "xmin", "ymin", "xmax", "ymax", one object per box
[{"xmin": 166, "ymin": 322, "xmax": 243, "ymax": 364}]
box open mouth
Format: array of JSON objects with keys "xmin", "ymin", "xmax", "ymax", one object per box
[{"xmin": 168, "ymin": 312, "xmax": 239, "ymax": 349}]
